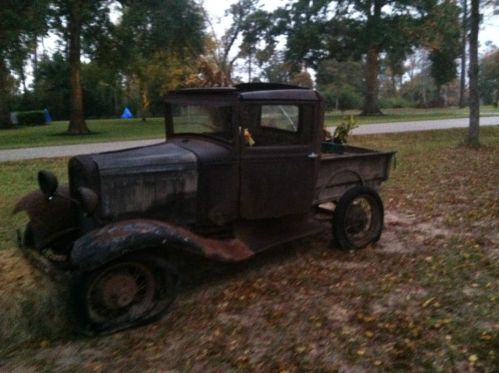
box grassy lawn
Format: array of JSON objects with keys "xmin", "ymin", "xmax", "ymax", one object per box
[
  {"xmin": 0, "ymin": 127, "xmax": 498, "ymax": 371},
  {"xmin": 324, "ymin": 105, "xmax": 498, "ymax": 126},
  {"xmin": 0, "ymin": 106, "xmax": 497, "ymax": 150},
  {"xmin": 0, "ymin": 118, "xmax": 165, "ymax": 150}
]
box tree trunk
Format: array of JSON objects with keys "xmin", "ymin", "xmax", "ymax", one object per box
[
  {"xmin": 362, "ymin": 0, "xmax": 383, "ymax": 115},
  {"xmin": 362, "ymin": 45, "xmax": 382, "ymax": 115},
  {"xmin": 67, "ymin": 0, "xmax": 89, "ymax": 134},
  {"xmin": 139, "ymin": 81, "xmax": 149, "ymax": 122},
  {"xmin": 458, "ymin": 0, "xmax": 467, "ymax": 108},
  {"xmin": 0, "ymin": 58, "xmax": 12, "ymax": 129},
  {"xmin": 466, "ymin": 0, "xmax": 479, "ymax": 147}
]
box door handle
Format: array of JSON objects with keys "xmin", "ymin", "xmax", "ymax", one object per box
[{"xmin": 308, "ymin": 152, "xmax": 319, "ymax": 159}]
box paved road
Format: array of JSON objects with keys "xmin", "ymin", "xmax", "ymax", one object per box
[
  {"xmin": 346, "ymin": 116, "xmax": 499, "ymax": 135},
  {"xmin": 1, "ymin": 116, "xmax": 498, "ymax": 162}
]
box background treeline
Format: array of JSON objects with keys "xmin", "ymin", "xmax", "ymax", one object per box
[{"xmin": 1, "ymin": 0, "xmax": 498, "ymax": 130}]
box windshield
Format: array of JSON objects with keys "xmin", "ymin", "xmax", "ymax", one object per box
[{"xmin": 171, "ymin": 104, "xmax": 232, "ymax": 141}]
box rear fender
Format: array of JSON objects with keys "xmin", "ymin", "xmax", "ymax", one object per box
[{"xmin": 71, "ymin": 219, "xmax": 254, "ymax": 271}]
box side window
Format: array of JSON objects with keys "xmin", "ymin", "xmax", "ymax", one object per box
[
  {"xmin": 242, "ymin": 104, "xmax": 313, "ymax": 146},
  {"xmin": 260, "ymin": 105, "xmax": 299, "ymax": 132}
]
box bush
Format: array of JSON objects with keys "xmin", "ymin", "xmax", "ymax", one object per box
[
  {"xmin": 379, "ymin": 96, "xmax": 412, "ymax": 109},
  {"xmin": 338, "ymin": 86, "xmax": 362, "ymax": 111},
  {"xmin": 322, "ymin": 91, "xmax": 337, "ymax": 111},
  {"xmin": 15, "ymin": 110, "xmax": 46, "ymax": 126}
]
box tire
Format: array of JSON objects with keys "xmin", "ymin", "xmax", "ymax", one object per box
[
  {"xmin": 72, "ymin": 254, "xmax": 178, "ymax": 334},
  {"xmin": 332, "ymin": 186, "xmax": 384, "ymax": 250}
]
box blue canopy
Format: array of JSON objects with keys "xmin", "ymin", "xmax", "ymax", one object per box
[
  {"xmin": 121, "ymin": 107, "xmax": 133, "ymax": 119},
  {"xmin": 43, "ymin": 108, "xmax": 52, "ymax": 123}
]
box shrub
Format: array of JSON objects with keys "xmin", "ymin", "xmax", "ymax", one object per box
[
  {"xmin": 322, "ymin": 91, "xmax": 337, "ymax": 111},
  {"xmin": 16, "ymin": 110, "xmax": 46, "ymax": 126},
  {"xmin": 379, "ymin": 96, "xmax": 412, "ymax": 109},
  {"xmin": 338, "ymin": 86, "xmax": 362, "ymax": 111}
]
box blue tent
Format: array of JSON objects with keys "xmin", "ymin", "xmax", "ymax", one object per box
[
  {"xmin": 121, "ymin": 107, "xmax": 133, "ymax": 119},
  {"xmin": 43, "ymin": 108, "xmax": 52, "ymax": 123}
]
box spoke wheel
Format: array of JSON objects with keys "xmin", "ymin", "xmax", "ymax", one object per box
[
  {"xmin": 73, "ymin": 255, "xmax": 177, "ymax": 334},
  {"xmin": 86, "ymin": 262, "xmax": 156, "ymax": 325},
  {"xmin": 332, "ymin": 186, "xmax": 384, "ymax": 250}
]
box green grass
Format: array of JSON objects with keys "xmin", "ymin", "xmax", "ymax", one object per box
[
  {"xmin": 0, "ymin": 158, "xmax": 69, "ymax": 251},
  {"xmin": 325, "ymin": 105, "xmax": 498, "ymax": 126},
  {"xmin": 0, "ymin": 118, "xmax": 165, "ymax": 150},
  {"xmin": 0, "ymin": 106, "xmax": 497, "ymax": 150}
]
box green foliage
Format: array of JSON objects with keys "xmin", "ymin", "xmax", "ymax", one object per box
[
  {"xmin": 110, "ymin": 0, "xmax": 205, "ymax": 119},
  {"xmin": 15, "ymin": 111, "xmax": 45, "ymax": 126},
  {"xmin": 31, "ymin": 53, "xmax": 70, "ymax": 120},
  {"xmin": 0, "ymin": 0, "xmax": 49, "ymax": 128},
  {"xmin": 424, "ymin": 1, "xmax": 461, "ymax": 97},
  {"xmin": 479, "ymin": 49, "xmax": 499, "ymax": 106},
  {"xmin": 338, "ymin": 86, "xmax": 362, "ymax": 112},
  {"xmin": 333, "ymin": 115, "xmax": 358, "ymax": 144},
  {"xmin": 317, "ymin": 59, "xmax": 364, "ymax": 93},
  {"xmin": 379, "ymin": 96, "xmax": 412, "ymax": 109}
]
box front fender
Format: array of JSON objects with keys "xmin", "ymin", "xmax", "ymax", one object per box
[
  {"xmin": 14, "ymin": 185, "xmax": 77, "ymax": 250},
  {"xmin": 71, "ymin": 219, "xmax": 254, "ymax": 271}
]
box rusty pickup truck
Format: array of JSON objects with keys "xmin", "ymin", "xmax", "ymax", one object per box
[{"xmin": 14, "ymin": 83, "xmax": 395, "ymax": 333}]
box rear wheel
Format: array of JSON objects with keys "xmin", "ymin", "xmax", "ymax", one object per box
[
  {"xmin": 332, "ymin": 186, "xmax": 384, "ymax": 250},
  {"xmin": 73, "ymin": 255, "xmax": 177, "ymax": 334}
]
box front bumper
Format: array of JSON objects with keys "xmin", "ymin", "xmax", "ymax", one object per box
[{"xmin": 16, "ymin": 228, "xmax": 72, "ymax": 281}]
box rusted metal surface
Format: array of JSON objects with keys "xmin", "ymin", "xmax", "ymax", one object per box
[
  {"xmin": 70, "ymin": 143, "xmax": 198, "ymax": 223},
  {"xmin": 234, "ymin": 215, "xmax": 325, "ymax": 253},
  {"xmin": 315, "ymin": 145, "xmax": 395, "ymax": 204},
  {"xmin": 14, "ymin": 186, "xmax": 77, "ymax": 250},
  {"xmin": 170, "ymin": 137, "xmax": 239, "ymax": 226},
  {"xmin": 71, "ymin": 219, "xmax": 255, "ymax": 271}
]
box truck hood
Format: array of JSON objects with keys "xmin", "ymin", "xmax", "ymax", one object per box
[
  {"xmin": 69, "ymin": 142, "xmax": 198, "ymax": 222},
  {"xmin": 92, "ymin": 142, "xmax": 197, "ymax": 175}
]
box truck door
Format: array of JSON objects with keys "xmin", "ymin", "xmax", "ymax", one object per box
[{"xmin": 239, "ymin": 103, "xmax": 319, "ymax": 219}]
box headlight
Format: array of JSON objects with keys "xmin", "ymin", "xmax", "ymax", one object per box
[
  {"xmin": 76, "ymin": 187, "xmax": 98, "ymax": 215},
  {"xmin": 38, "ymin": 170, "xmax": 58, "ymax": 199}
]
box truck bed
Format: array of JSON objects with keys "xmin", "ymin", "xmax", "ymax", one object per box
[{"xmin": 314, "ymin": 145, "xmax": 395, "ymax": 205}]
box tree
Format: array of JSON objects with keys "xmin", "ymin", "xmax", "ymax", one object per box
[
  {"xmin": 259, "ymin": 52, "xmax": 293, "ymax": 83},
  {"xmin": 275, "ymin": 0, "xmax": 439, "ymax": 115},
  {"xmin": 50, "ymin": 0, "xmax": 113, "ymax": 134},
  {"xmin": 32, "ymin": 53, "xmax": 71, "ymax": 120},
  {"xmin": 458, "ymin": 0, "xmax": 468, "ymax": 108},
  {"xmin": 0, "ymin": 1, "xmax": 49, "ymax": 128},
  {"xmin": 479, "ymin": 49, "xmax": 499, "ymax": 105},
  {"xmin": 316, "ymin": 59, "xmax": 363, "ymax": 110},
  {"xmin": 426, "ymin": 1, "xmax": 461, "ymax": 106},
  {"xmin": 466, "ymin": 0, "xmax": 480, "ymax": 146},
  {"xmin": 111, "ymin": 0, "xmax": 205, "ymax": 120}
]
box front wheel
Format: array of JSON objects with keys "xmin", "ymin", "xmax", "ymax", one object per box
[
  {"xmin": 332, "ymin": 186, "xmax": 384, "ymax": 250},
  {"xmin": 72, "ymin": 255, "xmax": 178, "ymax": 334}
]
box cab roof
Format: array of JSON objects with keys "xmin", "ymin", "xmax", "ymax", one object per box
[{"xmin": 165, "ymin": 83, "xmax": 321, "ymax": 102}]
